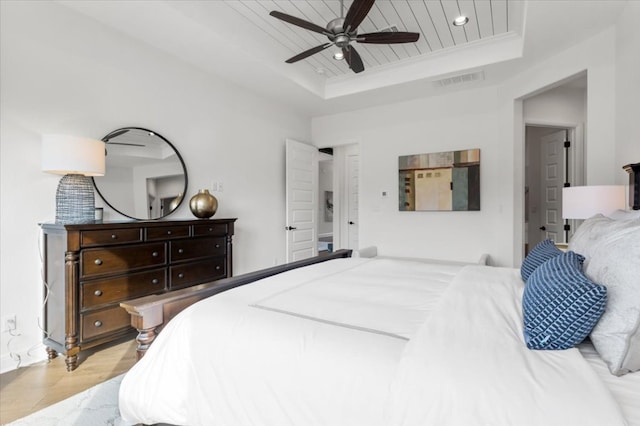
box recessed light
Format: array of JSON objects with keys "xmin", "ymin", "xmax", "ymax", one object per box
[
  {"xmin": 333, "ymin": 51, "xmax": 345, "ymax": 61},
  {"xmin": 316, "ymin": 68, "xmax": 326, "ymax": 74},
  {"xmin": 453, "ymin": 16, "xmax": 469, "ymax": 26}
]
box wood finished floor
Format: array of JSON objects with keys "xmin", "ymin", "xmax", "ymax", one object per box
[{"xmin": 0, "ymin": 338, "xmax": 137, "ymax": 424}]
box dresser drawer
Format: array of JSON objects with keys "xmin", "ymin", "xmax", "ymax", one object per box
[
  {"xmin": 81, "ymin": 269, "xmax": 166, "ymax": 309},
  {"xmin": 81, "ymin": 243, "xmax": 166, "ymax": 278},
  {"xmin": 193, "ymin": 223, "xmax": 229, "ymax": 236},
  {"xmin": 81, "ymin": 305, "xmax": 131, "ymax": 341},
  {"xmin": 170, "ymin": 257, "xmax": 226, "ymax": 290},
  {"xmin": 171, "ymin": 237, "xmax": 226, "ymax": 262},
  {"xmin": 146, "ymin": 225, "xmax": 190, "ymax": 241},
  {"xmin": 81, "ymin": 228, "xmax": 143, "ymax": 247}
]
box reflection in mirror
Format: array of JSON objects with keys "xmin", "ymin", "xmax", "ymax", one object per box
[{"xmin": 93, "ymin": 128, "xmax": 188, "ymax": 220}]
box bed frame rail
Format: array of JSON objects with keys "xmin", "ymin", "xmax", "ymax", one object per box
[{"xmin": 121, "ymin": 249, "xmax": 353, "ymax": 360}]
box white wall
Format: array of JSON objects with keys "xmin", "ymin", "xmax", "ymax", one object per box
[
  {"xmin": 313, "ymin": 86, "xmax": 507, "ymax": 265},
  {"xmin": 0, "ymin": 1, "xmax": 310, "ymax": 372},
  {"xmin": 524, "ymin": 86, "xmax": 587, "ymax": 129}
]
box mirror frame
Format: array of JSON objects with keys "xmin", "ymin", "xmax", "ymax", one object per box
[{"xmin": 93, "ymin": 127, "xmax": 189, "ymax": 220}]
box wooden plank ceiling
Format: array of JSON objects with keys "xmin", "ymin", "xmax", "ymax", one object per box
[{"xmin": 225, "ymin": 0, "xmax": 512, "ymax": 77}]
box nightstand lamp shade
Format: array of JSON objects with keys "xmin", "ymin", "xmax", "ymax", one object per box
[
  {"xmin": 42, "ymin": 135, "xmax": 106, "ymax": 223},
  {"xmin": 562, "ymin": 185, "xmax": 625, "ymax": 219}
]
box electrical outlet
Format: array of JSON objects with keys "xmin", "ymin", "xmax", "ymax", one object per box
[
  {"xmin": 211, "ymin": 182, "xmax": 218, "ymax": 192},
  {"xmin": 217, "ymin": 181, "xmax": 224, "ymax": 192},
  {"xmin": 2, "ymin": 314, "xmax": 16, "ymax": 332}
]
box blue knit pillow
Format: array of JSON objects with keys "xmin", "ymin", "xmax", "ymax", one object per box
[
  {"xmin": 522, "ymin": 251, "xmax": 607, "ymax": 350},
  {"xmin": 521, "ymin": 239, "xmax": 563, "ymax": 281}
]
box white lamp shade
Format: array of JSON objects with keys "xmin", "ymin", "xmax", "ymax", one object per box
[
  {"xmin": 42, "ymin": 135, "xmax": 106, "ymax": 176},
  {"xmin": 562, "ymin": 185, "xmax": 626, "ymax": 219}
]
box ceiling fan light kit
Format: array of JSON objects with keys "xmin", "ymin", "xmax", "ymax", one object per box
[{"xmin": 270, "ymin": 0, "xmax": 420, "ymax": 74}]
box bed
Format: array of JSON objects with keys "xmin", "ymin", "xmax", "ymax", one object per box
[{"xmin": 118, "ymin": 208, "xmax": 640, "ymax": 426}]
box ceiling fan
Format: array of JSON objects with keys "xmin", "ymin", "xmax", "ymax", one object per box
[{"xmin": 270, "ymin": 0, "xmax": 420, "ymax": 74}]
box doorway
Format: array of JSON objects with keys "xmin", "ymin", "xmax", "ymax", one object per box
[
  {"xmin": 285, "ymin": 141, "xmax": 360, "ymax": 262},
  {"xmin": 333, "ymin": 144, "xmax": 359, "ymax": 251},
  {"xmin": 521, "ymin": 74, "xmax": 587, "ymax": 258}
]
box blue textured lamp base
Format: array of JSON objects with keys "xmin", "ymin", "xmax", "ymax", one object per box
[{"xmin": 55, "ymin": 174, "xmax": 95, "ymax": 224}]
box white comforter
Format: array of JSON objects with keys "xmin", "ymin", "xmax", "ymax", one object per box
[{"xmin": 119, "ymin": 258, "xmax": 627, "ymax": 426}]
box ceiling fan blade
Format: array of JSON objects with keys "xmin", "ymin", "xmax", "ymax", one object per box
[
  {"xmin": 343, "ymin": 0, "xmax": 375, "ymax": 32},
  {"xmin": 270, "ymin": 11, "xmax": 328, "ymax": 35},
  {"xmin": 343, "ymin": 46, "xmax": 365, "ymax": 74},
  {"xmin": 286, "ymin": 43, "xmax": 333, "ymax": 64},
  {"xmin": 357, "ymin": 32, "xmax": 420, "ymax": 44}
]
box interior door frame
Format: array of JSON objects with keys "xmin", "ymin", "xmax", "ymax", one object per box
[
  {"xmin": 343, "ymin": 145, "xmax": 359, "ymax": 250},
  {"xmin": 325, "ymin": 142, "xmax": 360, "ymax": 252}
]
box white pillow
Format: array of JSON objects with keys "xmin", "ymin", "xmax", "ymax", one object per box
[
  {"xmin": 578, "ymin": 217, "xmax": 640, "ymax": 375},
  {"xmin": 608, "ymin": 209, "xmax": 640, "ymax": 220},
  {"xmin": 568, "ymin": 215, "xmax": 633, "ymax": 262}
]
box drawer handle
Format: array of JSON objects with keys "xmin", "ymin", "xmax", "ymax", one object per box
[
  {"xmin": 178, "ymin": 248, "xmax": 184, "ymax": 254},
  {"xmin": 208, "ymin": 227, "xmax": 213, "ymax": 232},
  {"xmin": 111, "ymin": 234, "xmax": 117, "ymax": 239},
  {"xmin": 94, "ymin": 290, "xmax": 103, "ymax": 297},
  {"xmin": 178, "ymin": 273, "xmax": 184, "ymax": 279},
  {"xmin": 167, "ymin": 230, "xmax": 172, "ymax": 235},
  {"xmin": 94, "ymin": 259, "xmax": 103, "ymax": 266},
  {"xmin": 151, "ymin": 278, "xmax": 159, "ymax": 285},
  {"xmin": 215, "ymin": 244, "xmax": 220, "ymax": 248},
  {"xmin": 215, "ymin": 266, "xmax": 221, "ymax": 270},
  {"xmin": 152, "ymin": 252, "xmax": 159, "ymax": 257},
  {"xmin": 94, "ymin": 320, "xmax": 103, "ymax": 327}
]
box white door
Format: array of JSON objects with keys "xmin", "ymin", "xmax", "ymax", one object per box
[
  {"xmin": 285, "ymin": 139, "xmax": 318, "ymax": 262},
  {"xmin": 539, "ymin": 130, "xmax": 566, "ymax": 244},
  {"xmin": 346, "ymin": 150, "xmax": 359, "ymax": 250}
]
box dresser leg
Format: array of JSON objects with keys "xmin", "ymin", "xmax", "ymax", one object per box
[
  {"xmin": 46, "ymin": 346, "xmax": 58, "ymax": 360},
  {"xmin": 65, "ymin": 354, "xmax": 78, "ymax": 372}
]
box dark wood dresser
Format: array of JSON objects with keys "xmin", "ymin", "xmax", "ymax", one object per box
[{"xmin": 41, "ymin": 218, "xmax": 236, "ymax": 371}]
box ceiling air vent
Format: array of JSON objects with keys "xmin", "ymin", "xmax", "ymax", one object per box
[{"xmin": 433, "ymin": 71, "xmax": 485, "ymax": 88}]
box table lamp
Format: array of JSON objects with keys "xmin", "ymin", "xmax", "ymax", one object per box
[
  {"xmin": 42, "ymin": 135, "xmax": 106, "ymax": 223},
  {"xmin": 562, "ymin": 185, "xmax": 626, "ymax": 219}
]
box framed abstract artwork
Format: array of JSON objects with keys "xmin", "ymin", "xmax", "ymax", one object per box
[{"xmin": 399, "ymin": 148, "xmax": 480, "ymax": 211}]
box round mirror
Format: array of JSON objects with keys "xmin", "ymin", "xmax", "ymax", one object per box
[{"xmin": 93, "ymin": 127, "xmax": 188, "ymax": 220}]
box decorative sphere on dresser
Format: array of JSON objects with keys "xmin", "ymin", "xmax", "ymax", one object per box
[{"xmin": 189, "ymin": 189, "xmax": 218, "ymax": 218}]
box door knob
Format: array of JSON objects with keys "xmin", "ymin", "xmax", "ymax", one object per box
[
  {"xmin": 539, "ymin": 226, "xmax": 546, "ymax": 231},
  {"xmin": 285, "ymin": 226, "xmax": 297, "ymax": 230},
  {"xmin": 349, "ymin": 221, "xmax": 355, "ymax": 225}
]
